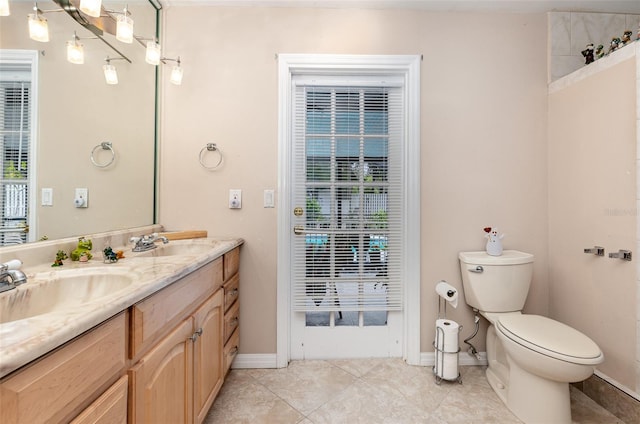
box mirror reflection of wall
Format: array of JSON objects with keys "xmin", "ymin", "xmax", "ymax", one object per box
[{"xmin": 0, "ymin": 0, "xmax": 158, "ymax": 244}]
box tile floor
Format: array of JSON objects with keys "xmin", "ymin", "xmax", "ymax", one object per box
[{"xmin": 205, "ymin": 358, "xmax": 625, "ymax": 423}]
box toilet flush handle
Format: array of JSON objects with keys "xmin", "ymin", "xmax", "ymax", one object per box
[{"xmin": 468, "ymin": 266, "xmax": 484, "ymax": 273}]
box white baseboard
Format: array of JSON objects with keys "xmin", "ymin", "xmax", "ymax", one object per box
[
  {"xmin": 420, "ymin": 351, "xmax": 488, "ymax": 367},
  {"xmin": 231, "ymin": 352, "xmax": 488, "ymax": 370},
  {"xmin": 231, "ymin": 353, "xmax": 279, "ymax": 369}
]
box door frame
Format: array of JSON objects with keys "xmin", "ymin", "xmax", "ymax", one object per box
[{"xmin": 276, "ymin": 54, "xmax": 421, "ymax": 367}]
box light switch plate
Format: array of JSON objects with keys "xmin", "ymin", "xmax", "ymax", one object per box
[
  {"xmin": 263, "ymin": 189, "xmax": 274, "ymax": 208},
  {"xmin": 41, "ymin": 188, "xmax": 53, "ymax": 206},
  {"xmin": 229, "ymin": 189, "xmax": 242, "ymax": 209}
]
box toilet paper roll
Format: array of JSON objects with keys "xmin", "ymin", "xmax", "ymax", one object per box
[
  {"xmin": 435, "ymin": 319, "xmax": 460, "ymax": 352},
  {"xmin": 436, "ymin": 352, "xmax": 459, "ymax": 380},
  {"xmin": 435, "ymin": 318, "xmax": 460, "ymax": 380},
  {"xmin": 435, "ymin": 281, "xmax": 458, "ymax": 308}
]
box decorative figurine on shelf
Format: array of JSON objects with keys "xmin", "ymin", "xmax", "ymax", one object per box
[
  {"xmin": 484, "ymin": 227, "xmax": 504, "ymax": 256},
  {"xmin": 581, "ymin": 43, "xmax": 595, "ymax": 64},
  {"xmin": 608, "ymin": 37, "xmax": 621, "ymax": 54},
  {"xmin": 51, "ymin": 250, "xmax": 68, "ymax": 267},
  {"xmin": 595, "ymin": 44, "xmax": 605, "ymax": 60},
  {"xmin": 70, "ymin": 236, "xmax": 93, "ymax": 261},
  {"xmin": 103, "ymin": 246, "xmax": 119, "ymax": 263},
  {"xmin": 621, "ymin": 30, "xmax": 632, "ymax": 46}
]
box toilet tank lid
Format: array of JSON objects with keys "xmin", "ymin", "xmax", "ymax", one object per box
[{"xmin": 459, "ymin": 250, "xmax": 534, "ymax": 265}]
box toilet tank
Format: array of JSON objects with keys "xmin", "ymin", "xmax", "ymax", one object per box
[{"xmin": 458, "ymin": 250, "xmax": 534, "ymax": 313}]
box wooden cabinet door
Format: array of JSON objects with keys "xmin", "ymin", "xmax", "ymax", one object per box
[
  {"xmin": 193, "ymin": 290, "xmax": 224, "ymax": 424},
  {"xmin": 70, "ymin": 375, "xmax": 128, "ymax": 424},
  {"xmin": 129, "ymin": 318, "xmax": 194, "ymax": 424},
  {"xmin": 0, "ymin": 313, "xmax": 127, "ymax": 424}
]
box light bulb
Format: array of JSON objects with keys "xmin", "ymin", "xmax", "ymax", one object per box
[
  {"xmin": 145, "ymin": 41, "xmax": 161, "ymax": 65},
  {"xmin": 0, "ymin": 0, "xmax": 10, "ymax": 17},
  {"xmin": 28, "ymin": 13, "xmax": 49, "ymax": 42},
  {"xmin": 79, "ymin": 0, "xmax": 102, "ymax": 18},
  {"xmin": 116, "ymin": 14, "xmax": 134, "ymax": 44},
  {"xmin": 66, "ymin": 40, "xmax": 84, "ymax": 64},
  {"xmin": 103, "ymin": 64, "xmax": 118, "ymax": 85},
  {"xmin": 170, "ymin": 65, "xmax": 183, "ymax": 85}
]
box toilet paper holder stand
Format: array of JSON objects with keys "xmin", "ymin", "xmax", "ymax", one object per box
[{"xmin": 433, "ymin": 296, "xmax": 463, "ymax": 385}]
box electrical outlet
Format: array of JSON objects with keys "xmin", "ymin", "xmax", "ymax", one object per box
[
  {"xmin": 74, "ymin": 188, "xmax": 88, "ymax": 208},
  {"xmin": 229, "ymin": 189, "xmax": 242, "ymax": 209}
]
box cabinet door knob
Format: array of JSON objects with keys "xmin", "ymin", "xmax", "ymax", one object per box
[{"xmin": 189, "ymin": 328, "xmax": 204, "ymax": 342}]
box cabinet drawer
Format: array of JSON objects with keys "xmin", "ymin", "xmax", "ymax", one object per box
[
  {"xmin": 0, "ymin": 313, "xmax": 127, "ymax": 424},
  {"xmin": 223, "ymin": 300, "xmax": 239, "ymax": 343},
  {"xmin": 70, "ymin": 375, "xmax": 128, "ymax": 424},
  {"xmin": 223, "ymin": 273, "xmax": 239, "ymax": 312},
  {"xmin": 130, "ymin": 258, "xmax": 223, "ymax": 358},
  {"xmin": 223, "ymin": 247, "xmax": 239, "ymax": 282},
  {"xmin": 223, "ymin": 329, "xmax": 239, "ymax": 375}
]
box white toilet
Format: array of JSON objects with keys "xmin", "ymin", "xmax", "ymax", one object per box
[{"xmin": 458, "ymin": 250, "xmax": 603, "ymax": 424}]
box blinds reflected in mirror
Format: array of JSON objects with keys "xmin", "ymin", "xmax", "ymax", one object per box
[{"xmin": 0, "ymin": 54, "xmax": 36, "ymax": 245}]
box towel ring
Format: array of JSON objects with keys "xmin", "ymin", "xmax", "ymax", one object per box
[
  {"xmin": 90, "ymin": 142, "xmax": 116, "ymax": 168},
  {"xmin": 199, "ymin": 143, "xmax": 223, "ymax": 170}
]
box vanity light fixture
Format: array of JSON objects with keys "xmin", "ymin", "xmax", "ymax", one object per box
[
  {"xmin": 170, "ymin": 62, "xmax": 183, "ymax": 85},
  {"xmin": 115, "ymin": 6, "xmax": 134, "ymax": 44},
  {"xmin": 28, "ymin": 6, "xmax": 49, "ymax": 42},
  {"xmin": 158, "ymin": 57, "xmax": 184, "ymax": 85},
  {"xmin": 0, "ymin": 0, "xmax": 10, "ymax": 17},
  {"xmin": 27, "ymin": 2, "xmax": 65, "ymax": 43},
  {"xmin": 161, "ymin": 57, "xmax": 183, "ymax": 85},
  {"xmin": 79, "ymin": 0, "xmax": 102, "ymax": 18},
  {"xmin": 102, "ymin": 57, "xmax": 119, "ymax": 84},
  {"xmin": 145, "ymin": 41, "xmax": 161, "ymax": 65},
  {"xmin": 66, "ymin": 32, "xmax": 84, "ymax": 64}
]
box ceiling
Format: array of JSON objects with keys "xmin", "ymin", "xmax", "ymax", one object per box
[{"xmin": 162, "ymin": 1, "xmax": 640, "ymax": 14}]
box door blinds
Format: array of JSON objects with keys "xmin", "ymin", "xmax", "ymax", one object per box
[{"xmin": 291, "ymin": 79, "xmax": 405, "ymax": 312}]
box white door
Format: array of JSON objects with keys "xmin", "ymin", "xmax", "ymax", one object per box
[{"xmin": 277, "ymin": 55, "xmax": 422, "ymax": 366}]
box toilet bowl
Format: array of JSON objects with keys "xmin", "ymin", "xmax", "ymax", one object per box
[{"xmin": 459, "ymin": 251, "xmax": 604, "ymax": 424}]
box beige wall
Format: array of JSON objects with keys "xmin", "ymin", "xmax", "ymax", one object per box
[
  {"xmin": 1, "ymin": 3, "xmax": 155, "ymax": 241},
  {"xmin": 548, "ymin": 58, "xmax": 637, "ymax": 391},
  {"xmin": 159, "ymin": 6, "xmax": 550, "ymax": 356}
]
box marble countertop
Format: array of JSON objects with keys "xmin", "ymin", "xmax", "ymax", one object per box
[{"xmin": 0, "ymin": 237, "xmax": 243, "ymax": 379}]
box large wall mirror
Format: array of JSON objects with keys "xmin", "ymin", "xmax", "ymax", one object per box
[{"xmin": 0, "ymin": 0, "xmax": 159, "ymax": 243}]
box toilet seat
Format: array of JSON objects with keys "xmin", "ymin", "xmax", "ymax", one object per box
[{"xmin": 497, "ymin": 314, "xmax": 603, "ymax": 365}]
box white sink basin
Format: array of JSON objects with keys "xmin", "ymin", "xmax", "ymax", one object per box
[
  {"xmin": 133, "ymin": 239, "xmax": 220, "ymax": 257},
  {"xmin": 0, "ymin": 267, "xmax": 137, "ymax": 324}
]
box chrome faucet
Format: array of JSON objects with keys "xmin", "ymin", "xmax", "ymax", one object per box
[
  {"xmin": 0, "ymin": 261, "xmax": 27, "ymax": 293},
  {"xmin": 129, "ymin": 232, "xmax": 169, "ymax": 252}
]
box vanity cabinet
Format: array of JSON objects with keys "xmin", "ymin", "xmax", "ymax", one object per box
[
  {"xmin": 0, "ymin": 244, "xmax": 241, "ymax": 424},
  {"xmin": 0, "ymin": 313, "xmax": 127, "ymax": 424},
  {"xmin": 128, "ymin": 257, "xmax": 225, "ymax": 424}
]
